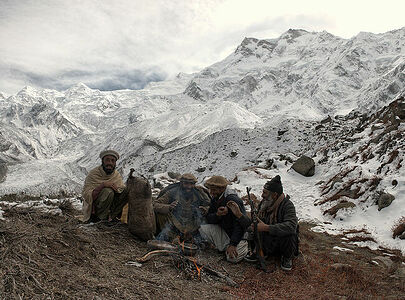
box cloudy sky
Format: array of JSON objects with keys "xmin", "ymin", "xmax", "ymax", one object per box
[{"xmin": 1, "ymin": 0, "xmax": 404, "ymax": 94}]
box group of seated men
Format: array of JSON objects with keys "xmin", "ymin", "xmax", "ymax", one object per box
[{"xmin": 82, "ymin": 150, "xmax": 299, "ymax": 271}]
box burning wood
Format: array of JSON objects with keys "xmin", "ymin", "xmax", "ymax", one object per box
[{"xmin": 134, "ymin": 240, "xmax": 238, "ymax": 287}]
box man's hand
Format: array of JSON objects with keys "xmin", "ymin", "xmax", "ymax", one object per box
[
  {"xmin": 216, "ymin": 206, "xmax": 228, "ymax": 216},
  {"xmin": 226, "ymin": 245, "xmax": 238, "ymax": 259},
  {"xmin": 257, "ymin": 217, "xmax": 269, "ymax": 232},
  {"xmin": 226, "ymin": 201, "xmax": 242, "ymax": 218},
  {"xmin": 169, "ymin": 200, "xmax": 178, "ymax": 212},
  {"xmin": 104, "ymin": 181, "xmax": 119, "ymax": 192},
  {"xmin": 199, "ymin": 206, "xmax": 209, "ymax": 216}
]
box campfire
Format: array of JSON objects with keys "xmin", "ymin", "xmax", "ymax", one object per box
[{"xmin": 132, "ymin": 240, "xmax": 238, "ymax": 287}]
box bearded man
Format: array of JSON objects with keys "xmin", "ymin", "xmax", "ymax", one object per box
[
  {"xmin": 199, "ymin": 176, "xmax": 249, "ymax": 263},
  {"xmin": 227, "ymin": 175, "xmax": 299, "ymax": 271},
  {"xmin": 82, "ymin": 150, "xmax": 128, "ymax": 223},
  {"xmin": 154, "ymin": 173, "xmax": 210, "ymax": 245}
]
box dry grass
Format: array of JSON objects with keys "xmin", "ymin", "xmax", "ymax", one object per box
[
  {"xmin": 343, "ymin": 229, "xmax": 371, "ymax": 235},
  {"xmin": 345, "ymin": 236, "xmax": 376, "ymax": 243},
  {"xmin": 230, "ymin": 223, "xmax": 405, "ymax": 299},
  {"xmin": 323, "ymin": 201, "xmax": 356, "ymax": 217},
  {"xmin": 377, "ymin": 149, "xmax": 399, "ymax": 174},
  {"xmin": 1, "ymin": 208, "xmax": 404, "ymax": 299},
  {"xmin": 320, "ymin": 166, "xmax": 357, "ymax": 196},
  {"xmin": 392, "ymin": 217, "xmax": 405, "ymax": 238},
  {"xmin": 317, "ymin": 179, "xmax": 366, "ymax": 206}
]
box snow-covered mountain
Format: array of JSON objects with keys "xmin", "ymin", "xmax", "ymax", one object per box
[{"xmin": 0, "ymin": 28, "xmax": 404, "ymax": 252}]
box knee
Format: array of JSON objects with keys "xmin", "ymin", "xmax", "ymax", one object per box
[
  {"xmin": 102, "ymin": 187, "xmax": 115, "ymax": 195},
  {"xmin": 99, "ymin": 187, "xmax": 115, "ymax": 199},
  {"xmin": 199, "ymin": 224, "xmax": 211, "ymax": 235}
]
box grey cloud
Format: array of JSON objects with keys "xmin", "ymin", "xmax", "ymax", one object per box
[
  {"xmin": 0, "ymin": 64, "xmax": 167, "ymax": 92},
  {"xmin": 86, "ymin": 69, "xmax": 168, "ymax": 91}
]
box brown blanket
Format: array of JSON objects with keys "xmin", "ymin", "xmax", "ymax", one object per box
[{"xmin": 82, "ymin": 166, "xmax": 125, "ymax": 222}]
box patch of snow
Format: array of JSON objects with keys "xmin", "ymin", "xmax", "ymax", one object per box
[{"xmin": 333, "ymin": 246, "xmax": 354, "ymax": 252}]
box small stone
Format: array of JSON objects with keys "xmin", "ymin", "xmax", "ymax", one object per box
[
  {"xmin": 230, "ymin": 151, "xmax": 238, "ymax": 157},
  {"xmin": 330, "ymin": 263, "xmax": 353, "ymax": 272},
  {"xmin": 195, "ymin": 166, "xmax": 206, "ymax": 173},
  {"xmin": 167, "ymin": 172, "xmax": 180, "ymax": 179}
]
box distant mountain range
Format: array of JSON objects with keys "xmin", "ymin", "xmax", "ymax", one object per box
[{"xmin": 0, "ymin": 27, "xmax": 404, "ymax": 196}]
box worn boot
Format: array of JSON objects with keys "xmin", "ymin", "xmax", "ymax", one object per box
[{"xmin": 281, "ymin": 256, "xmax": 292, "ymax": 271}]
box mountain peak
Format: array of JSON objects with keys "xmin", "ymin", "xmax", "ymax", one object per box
[
  {"xmin": 234, "ymin": 37, "xmax": 271, "ymax": 56},
  {"xmin": 280, "ymin": 28, "xmax": 310, "ymax": 40},
  {"xmin": 17, "ymin": 85, "xmax": 39, "ymax": 96},
  {"xmin": 0, "ymin": 92, "xmax": 9, "ymax": 100},
  {"xmin": 66, "ymin": 82, "xmax": 92, "ymax": 91},
  {"xmin": 64, "ymin": 82, "xmax": 95, "ymax": 98}
]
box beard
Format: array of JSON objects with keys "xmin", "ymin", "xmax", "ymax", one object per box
[
  {"xmin": 102, "ymin": 163, "xmax": 115, "ymax": 175},
  {"xmin": 181, "ymin": 187, "xmax": 193, "ymax": 198}
]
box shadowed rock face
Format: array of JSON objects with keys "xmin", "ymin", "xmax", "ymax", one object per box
[
  {"xmin": 126, "ymin": 174, "xmax": 155, "ymax": 241},
  {"xmin": 0, "ymin": 163, "xmax": 7, "ymax": 183}
]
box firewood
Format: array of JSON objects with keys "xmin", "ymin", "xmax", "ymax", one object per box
[
  {"xmin": 135, "ymin": 249, "xmax": 239, "ymax": 287},
  {"xmin": 135, "ymin": 250, "xmax": 178, "ymax": 263}
]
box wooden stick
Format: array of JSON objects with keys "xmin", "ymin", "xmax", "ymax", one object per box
[
  {"xmin": 177, "ymin": 255, "xmax": 239, "ymax": 287},
  {"xmin": 28, "ymin": 275, "xmax": 47, "ymax": 294},
  {"xmin": 136, "ymin": 250, "xmax": 239, "ymax": 287},
  {"xmin": 196, "ymin": 262, "xmax": 238, "ymax": 287},
  {"xmin": 135, "ymin": 250, "xmax": 178, "ymax": 263}
]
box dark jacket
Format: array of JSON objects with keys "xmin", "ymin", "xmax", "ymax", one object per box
[
  {"xmin": 206, "ymin": 192, "xmax": 246, "ymax": 246},
  {"xmin": 262, "ymin": 195, "xmax": 298, "ymax": 237},
  {"xmin": 238, "ymin": 195, "xmax": 298, "ymax": 237}
]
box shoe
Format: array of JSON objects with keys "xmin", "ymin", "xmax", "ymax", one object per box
[
  {"xmin": 281, "ymin": 256, "xmax": 292, "ymax": 271},
  {"xmin": 88, "ymin": 214, "xmax": 100, "ymax": 223},
  {"xmin": 244, "ymin": 253, "xmax": 258, "ymax": 263}
]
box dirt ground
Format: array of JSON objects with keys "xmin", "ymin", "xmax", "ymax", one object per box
[{"xmin": 0, "ymin": 201, "xmax": 404, "ymax": 300}]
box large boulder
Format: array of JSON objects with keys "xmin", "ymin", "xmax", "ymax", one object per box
[
  {"xmin": 291, "ymin": 155, "xmax": 315, "ymax": 177},
  {"xmin": 378, "ymin": 192, "xmax": 395, "ymax": 211}
]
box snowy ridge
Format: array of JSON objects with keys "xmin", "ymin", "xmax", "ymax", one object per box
[{"xmin": 186, "ymin": 28, "xmax": 405, "ymax": 116}]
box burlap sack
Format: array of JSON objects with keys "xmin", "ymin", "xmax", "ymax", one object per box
[{"xmin": 127, "ymin": 175, "xmax": 156, "ymax": 241}]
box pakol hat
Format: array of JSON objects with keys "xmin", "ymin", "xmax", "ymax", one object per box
[
  {"xmin": 204, "ymin": 175, "xmax": 230, "ymax": 188},
  {"xmin": 264, "ymin": 175, "xmax": 283, "ymax": 194},
  {"xmin": 99, "ymin": 150, "xmax": 120, "ymax": 161},
  {"xmin": 180, "ymin": 173, "xmax": 197, "ymax": 183}
]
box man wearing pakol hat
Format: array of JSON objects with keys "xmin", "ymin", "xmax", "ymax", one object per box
[
  {"xmin": 228, "ymin": 175, "xmax": 299, "ymax": 271},
  {"xmin": 82, "ymin": 150, "xmax": 128, "ymax": 223},
  {"xmin": 199, "ymin": 176, "xmax": 249, "ymax": 263},
  {"xmin": 154, "ymin": 173, "xmax": 211, "ymax": 245}
]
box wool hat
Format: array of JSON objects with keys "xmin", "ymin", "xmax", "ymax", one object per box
[
  {"xmin": 264, "ymin": 175, "xmax": 283, "ymax": 194},
  {"xmin": 99, "ymin": 150, "xmax": 120, "ymax": 161},
  {"xmin": 180, "ymin": 173, "xmax": 197, "ymax": 183},
  {"xmin": 204, "ymin": 175, "xmax": 230, "ymax": 188}
]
